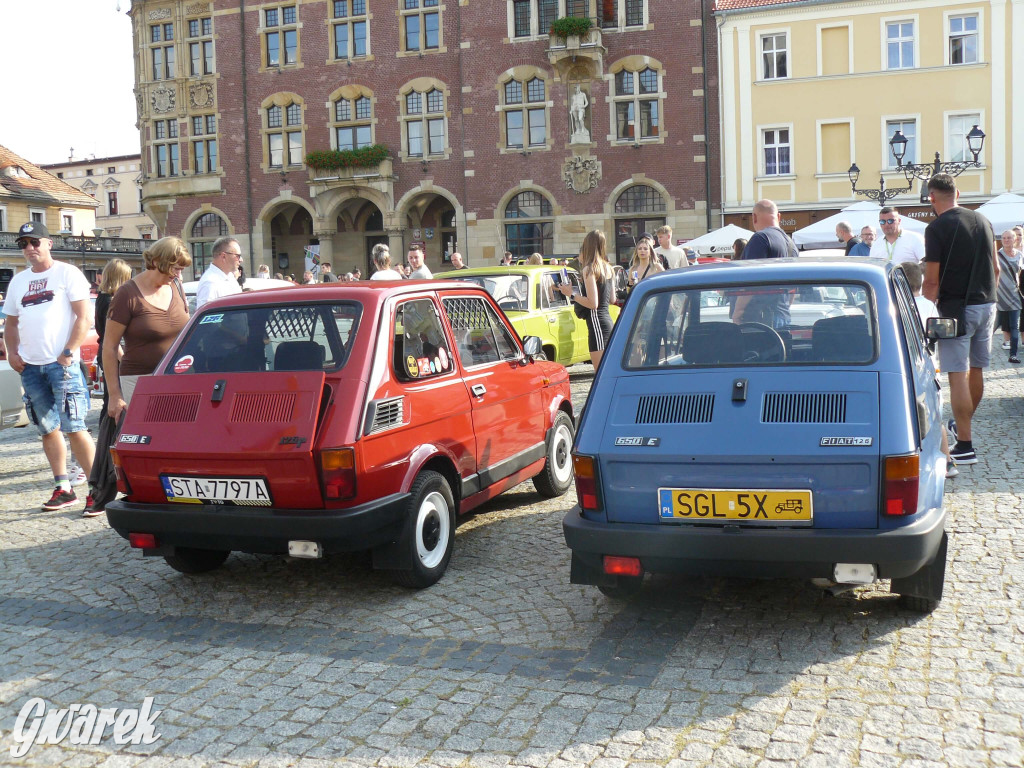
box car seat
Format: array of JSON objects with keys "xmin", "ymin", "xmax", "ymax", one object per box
[
  {"xmin": 682, "ymin": 322, "xmax": 745, "ymax": 364},
  {"xmin": 811, "ymin": 315, "xmax": 872, "ymax": 362},
  {"xmin": 274, "ymin": 340, "xmax": 325, "ymax": 371}
]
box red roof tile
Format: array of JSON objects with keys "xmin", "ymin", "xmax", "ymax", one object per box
[
  {"xmin": 714, "ymin": 0, "xmax": 805, "ymax": 11},
  {"xmin": 0, "ymin": 144, "xmax": 99, "ymax": 210}
]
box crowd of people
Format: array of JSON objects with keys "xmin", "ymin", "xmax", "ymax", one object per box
[{"xmin": 2, "ymin": 172, "xmax": 1019, "ymax": 516}]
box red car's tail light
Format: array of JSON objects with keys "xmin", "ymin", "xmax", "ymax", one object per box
[
  {"xmin": 321, "ymin": 447, "xmax": 356, "ymax": 501},
  {"xmin": 129, "ymin": 533, "xmax": 158, "ymax": 549},
  {"xmin": 883, "ymin": 454, "xmax": 919, "ymax": 516},
  {"xmin": 604, "ymin": 555, "xmax": 643, "ymax": 577},
  {"xmin": 572, "ymin": 453, "xmax": 601, "ymax": 512},
  {"xmin": 109, "ymin": 448, "xmax": 133, "ymax": 496}
]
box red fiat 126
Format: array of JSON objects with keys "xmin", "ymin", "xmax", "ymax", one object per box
[{"xmin": 106, "ymin": 281, "xmax": 575, "ymax": 587}]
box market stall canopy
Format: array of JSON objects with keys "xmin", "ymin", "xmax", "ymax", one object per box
[
  {"xmin": 974, "ymin": 193, "xmax": 1024, "ymax": 233},
  {"xmin": 793, "ymin": 201, "xmax": 926, "ymax": 249},
  {"xmin": 684, "ymin": 223, "xmax": 755, "ymax": 255}
]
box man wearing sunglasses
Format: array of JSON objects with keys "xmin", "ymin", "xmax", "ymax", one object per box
[
  {"xmin": 2, "ymin": 222, "xmax": 96, "ymax": 512},
  {"xmin": 868, "ymin": 207, "xmax": 924, "ymax": 265}
]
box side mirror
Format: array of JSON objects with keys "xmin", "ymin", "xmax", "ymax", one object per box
[
  {"xmin": 522, "ymin": 335, "xmax": 543, "ymax": 359},
  {"xmin": 925, "ymin": 317, "xmax": 958, "ymax": 341}
]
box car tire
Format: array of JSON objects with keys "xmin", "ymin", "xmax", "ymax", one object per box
[
  {"xmin": 163, "ymin": 547, "xmax": 230, "ymax": 574},
  {"xmin": 597, "ymin": 576, "xmax": 644, "ymax": 599},
  {"xmin": 899, "ymin": 594, "xmax": 939, "ymax": 613},
  {"xmin": 393, "ymin": 471, "xmax": 455, "ymax": 589},
  {"xmin": 533, "ymin": 411, "xmax": 575, "ymax": 498}
]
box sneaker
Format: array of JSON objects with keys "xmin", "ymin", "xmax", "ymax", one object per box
[
  {"xmin": 945, "ymin": 460, "xmax": 959, "ymax": 479},
  {"xmin": 68, "ymin": 463, "xmax": 87, "ymax": 487},
  {"xmin": 1002, "ymin": 341, "xmax": 1011, "ymax": 350},
  {"xmin": 949, "ymin": 443, "xmax": 978, "ymax": 465},
  {"xmin": 1010, "ymin": 356, "xmax": 1021, "ymax": 364},
  {"xmin": 42, "ymin": 487, "xmax": 78, "ymax": 511},
  {"xmin": 946, "ymin": 418, "xmax": 958, "ymax": 443},
  {"xmin": 82, "ymin": 495, "xmax": 104, "ymax": 518}
]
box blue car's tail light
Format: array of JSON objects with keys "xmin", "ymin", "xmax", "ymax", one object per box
[
  {"xmin": 572, "ymin": 454, "xmax": 601, "ymax": 512},
  {"xmin": 883, "ymin": 454, "xmax": 919, "ymax": 516}
]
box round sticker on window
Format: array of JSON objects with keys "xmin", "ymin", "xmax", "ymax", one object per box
[
  {"xmin": 406, "ymin": 355, "xmax": 419, "ymax": 378},
  {"xmin": 433, "ymin": 357, "xmax": 441, "ymax": 373},
  {"xmin": 438, "ymin": 347, "xmax": 449, "ymax": 370},
  {"xmin": 173, "ymin": 355, "xmax": 194, "ymax": 374}
]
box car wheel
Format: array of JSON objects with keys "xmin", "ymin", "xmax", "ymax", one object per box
[
  {"xmin": 597, "ymin": 576, "xmax": 644, "ymax": 599},
  {"xmin": 163, "ymin": 547, "xmax": 230, "ymax": 574},
  {"xmin": 899, "ymin": 594, "xmax": 939, "ymax": 613},
  {"xmin": 393, "ymin": 471, "xmax": 455, "ymax": 589},
  {"xmin": 533, "ymin": 411, "xmax": 575, "ymax": 497}
]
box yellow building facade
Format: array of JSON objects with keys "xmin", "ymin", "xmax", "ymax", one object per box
[{"xmin": 716, "ymin": 0, "xmax": 1022, "ymax": 231}]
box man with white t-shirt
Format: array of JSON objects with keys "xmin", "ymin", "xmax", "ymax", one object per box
[
  {"xmin": 195, "ymin": 236, "xmax": 243, "ymax": 309},
  {"xmin": 2, "ymin": 222, "xmax": 96, "ymax": 512},
  {"xmin": 868, "ymin": 207, "xmax": 924, "ymax": 265},
  {"xmin": 654, "ymin": 225, "xmax": 688, "ymax": 269}
]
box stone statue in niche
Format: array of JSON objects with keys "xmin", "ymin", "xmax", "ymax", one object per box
[{"xmin": 569, "ymin": 84, "xmax": 590, "ymax": 144}]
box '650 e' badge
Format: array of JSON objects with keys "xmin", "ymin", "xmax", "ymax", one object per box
[
  {"xmin": 820, "ymin": 437, "xmax": 873, "ymax": 446},
  {"xmin": 614, "ymin": 436, "xmax": 661, "ymax": 447}
]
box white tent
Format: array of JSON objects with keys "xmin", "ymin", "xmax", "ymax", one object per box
[
  {"xmin": 974, "ymin": 193, "xmax": 1024, "ymax": 233},
  {"xmin": 792, "ymin": 201, "xmax": 927, "ymax": 248},
  {"xmin": 684, "ymin": 223, "xmax": 755, "ymax": 255}
]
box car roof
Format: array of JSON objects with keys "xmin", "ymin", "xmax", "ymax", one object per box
[
  {"xmin": 434, "ymin": 264, "xmax": 574, "ymax": 278},
  {"xmin": 635, "ymin": 256, "xmax": 895, "ymax": 288}
]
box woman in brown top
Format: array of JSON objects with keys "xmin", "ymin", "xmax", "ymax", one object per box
[{"xmin": 103, "ymin": 236, "xmax": 191, "ymax": 419}]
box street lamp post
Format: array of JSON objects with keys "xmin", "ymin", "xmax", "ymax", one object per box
[{"xmin": 847, "ymin": 163, "xmax": 911, "ymax": 205}]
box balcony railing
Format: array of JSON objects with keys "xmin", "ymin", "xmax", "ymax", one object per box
[{"xmin": 0, "ymin": 232, "xmax": 148, "ymax": 256}]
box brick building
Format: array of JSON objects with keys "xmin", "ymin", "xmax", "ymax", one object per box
[{"xmin": 131, "ymin": 0, "xmax": 718, "ymax": 278}]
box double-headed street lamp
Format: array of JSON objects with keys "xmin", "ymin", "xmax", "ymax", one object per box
[
  {"xmin": 849, "ymin": 125, "xmax": 986, "ymax": 203},
  {"xmin": 79, "ymin": 227, "xmax": 105, "ymax": 271}
]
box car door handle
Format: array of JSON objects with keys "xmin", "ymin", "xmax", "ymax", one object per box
[
  {"xmin": 471, "ymin": 384, "xmax": 487, "ymax": 397},
  {"xmin": 547, "ymin": 316, "xmax": 557, "ymax": 323}
]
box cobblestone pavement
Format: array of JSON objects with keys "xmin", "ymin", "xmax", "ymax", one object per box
[{"xmin": 0, "ymin": 357, "xmax": 1022, "ymax": 768}]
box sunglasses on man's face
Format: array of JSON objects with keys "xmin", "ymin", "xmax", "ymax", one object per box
[
  {"xmin": 17, "ymin": 238, "xmax": 42, "ymax": 248},
  {"xmin": 879, "ymin": 218, "xmax": 897, "ymax": 225}
]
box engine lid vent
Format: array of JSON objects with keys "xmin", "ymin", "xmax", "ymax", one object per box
[
  {"xmin": 636, "ymin": 393, "xmax": 714, "ymax": 424},
  {"xmin": 230, "ymin": 392, "xmax": 297, "ymax": 423},
  {"xmin": 143, "ymin": 393, "xmax": 201, "ymax": 423},
  {"xmin": 366, "ymin": 396, "xmax": 405, "ymax": 434},
  {"xmin": 762, "ymin": 392, "xmax": 847, "ymax": 423}
]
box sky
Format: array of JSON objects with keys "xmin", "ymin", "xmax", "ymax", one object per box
[{"xmin": 0, "ymin": 1, "xmax": 138, "ymax": 166}]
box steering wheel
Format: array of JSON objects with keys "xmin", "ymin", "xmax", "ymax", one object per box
[{"xmin": 738, "ymin": 322, "xmax": 786, "ymax": 363}]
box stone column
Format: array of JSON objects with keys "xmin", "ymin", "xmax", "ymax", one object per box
[
  {"xmin": 315, "ymin": 230, "xmax": 335, "ymax": 274},
  {"xmin": 387, "ymin": 228, "xmax": 405, "ymax": 261}
]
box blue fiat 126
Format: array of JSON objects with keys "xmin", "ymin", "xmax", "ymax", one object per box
[{"xmin": 563, "ymin": 258, "xmax": 954, "ymax": 612}]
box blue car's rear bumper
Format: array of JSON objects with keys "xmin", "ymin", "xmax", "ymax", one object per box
[{"xmin": 563, "ymin": 505, "xmax": 946, "ymax": 582}]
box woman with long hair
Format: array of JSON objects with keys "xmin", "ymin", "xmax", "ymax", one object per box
[
  {"xmin": 557, "ymin": 229, "xmax": 615, "ymax": 367},
  {"xmin": 103, "ymin": 236, "xmax": 191, "ymax": 421},
  {"xmin": 627, "ymin": 237, "xmax": 664, "ymax": 288},
  {"xmin": 369, "ymin": 242, "xmax": 403, "ymax": 280}
]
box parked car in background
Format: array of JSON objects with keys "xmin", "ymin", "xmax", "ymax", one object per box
[
  {"xmin": 106, "ymin": 281, "xmax": 575, "ymax": 587},
  {"xmin": 436, "ymin": 264, "xmax": 620, "ymax": 366},
  {"xmin": 181, "ymin": 276, "xmax": 293, "ymax": 313},
  {"xmin": 563, "ymin": 258, "xmax": 952, "ymax": 612}
]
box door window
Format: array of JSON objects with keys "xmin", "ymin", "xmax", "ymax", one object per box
[
  {"xmin": 442, "ymin": 296, "xmax": 520, "ymax": 367},
  {"xmin": 394, "ymin": 299, "xmax": 454, "ymax": 380}
]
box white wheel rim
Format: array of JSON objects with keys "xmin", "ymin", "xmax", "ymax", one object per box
[
  {"xmin": 415, "ymin": 490, "xmax": 450, "ymax": 569},
  {"xmin": 551, "ymin": 423, "xmax": 573, "ymax": 485}
]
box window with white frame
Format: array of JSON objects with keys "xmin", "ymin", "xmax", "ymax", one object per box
[
  {"xmin": 29, "ymin": 209, "xmax": 45, "ymax": 224},
  {"xmin": 333, "ymin": 93, "xmax": 373, "ymax": 150},
  {"xmin": 948, "ymin": 113, "xmax": 982, "ymax": 163},
  {"xmin": 266, "ymin": 101, "xmax": 304, "ymax": 168},
  {"xmin": 613, "ymin": 66, "xmax": 661, "ymax": 142},
  {"xmin": 512, "ymin": 0, "xmax": 558, "ymax": 38},
  {"xmin": 762, "ymin": 128, "xmax": 791, "ymax": 176},
  {"xmin": 501, "ymin": 76, "xmax": 547, "ymax": 149},
  {"xmin": 192, "ymin": 115, "xmax": 218, "ymax": 174},
  {"xmin": 62, "ymin": 212, "xmax": 75, "ymax": 232},
  {"xmin": 886, "ymin": 20, "xmax": 914, "ymax": 69},
  {"xmin": 949, "ymin": 14, "xmax": 978, "ymax": 65},
  {"xmin": 332, "ymin": 0, "xmax": 368, "ymax": 59},
  {"xmin": 264, "ymin": 5, "xmax": 298, "ymax": 67},
  {"xmin": 401, "ymin": 0, "xmax": 440, "ymax": 53},
  {"xmin": 187, "ymin": 16, "xmax": 214, "ymax": 76},
  {"xmin": 0, "ymin": 206, "xmax": 6, "ymax": 232},
  {"xmin": 598, "ymin": 1, "xmax": 644, "ymax": 28},
  {"xmin": 885, "ymin": 119, "xmax": 916, "ymax": 169},
  {"xmin": 153, "ymin": 119, "xmax": 180, "ymax": 177},
  {"xmin": 107, "ymin": 192, "xmax": 118, "ymax": 216},
  {"xmin": 403, "ymin": 87, "xmax": 446, "ymax": 158},
  {"xmin": 761, "ymin": 33, "xmax": 788, "ymax": 79},
  {"xmin": 149, "ymin": 22, "xmax": 175, "ymax": 80}
]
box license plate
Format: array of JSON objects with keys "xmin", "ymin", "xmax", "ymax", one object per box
[
  {"xmin": 659, "ymin": 488, "xmax": 812, "ymax": 524},
  {"xmin": 161, "ymin": 476, "xmax": 272, "ymax": 506}
]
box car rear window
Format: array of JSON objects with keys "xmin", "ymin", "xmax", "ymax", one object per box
[
  {"xmin": 625, "ymin": 282, "xmax": 874, "ymax": 368},
  {"xmin": 166, "ymin": 303, "xmax": 361, "ymax": 374}
]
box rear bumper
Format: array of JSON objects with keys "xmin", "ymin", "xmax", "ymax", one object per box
[
  {"xmin": 106, "ymin": 493, "xmax": 410, "ymax": 555},
  {"xmin": 563, "ymin": 506, "xmax": 946, "ymax": 582}
]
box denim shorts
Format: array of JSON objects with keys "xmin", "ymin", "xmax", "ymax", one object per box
[
  {"xmin": 936, "ymin": 303, "xmax": 997, "ymax": 373},
  {"xmin": 20, "ymin": 362, "xmax": 90, "ymax": 436}
]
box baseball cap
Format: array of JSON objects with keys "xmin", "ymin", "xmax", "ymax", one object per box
[
  {"xmin": 639, "ymin": 232, "xmax": 655, "ymax": 242},
  {"xmin": 17, "ymin": 222, "xmax": 50, "ymax": 240}
]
